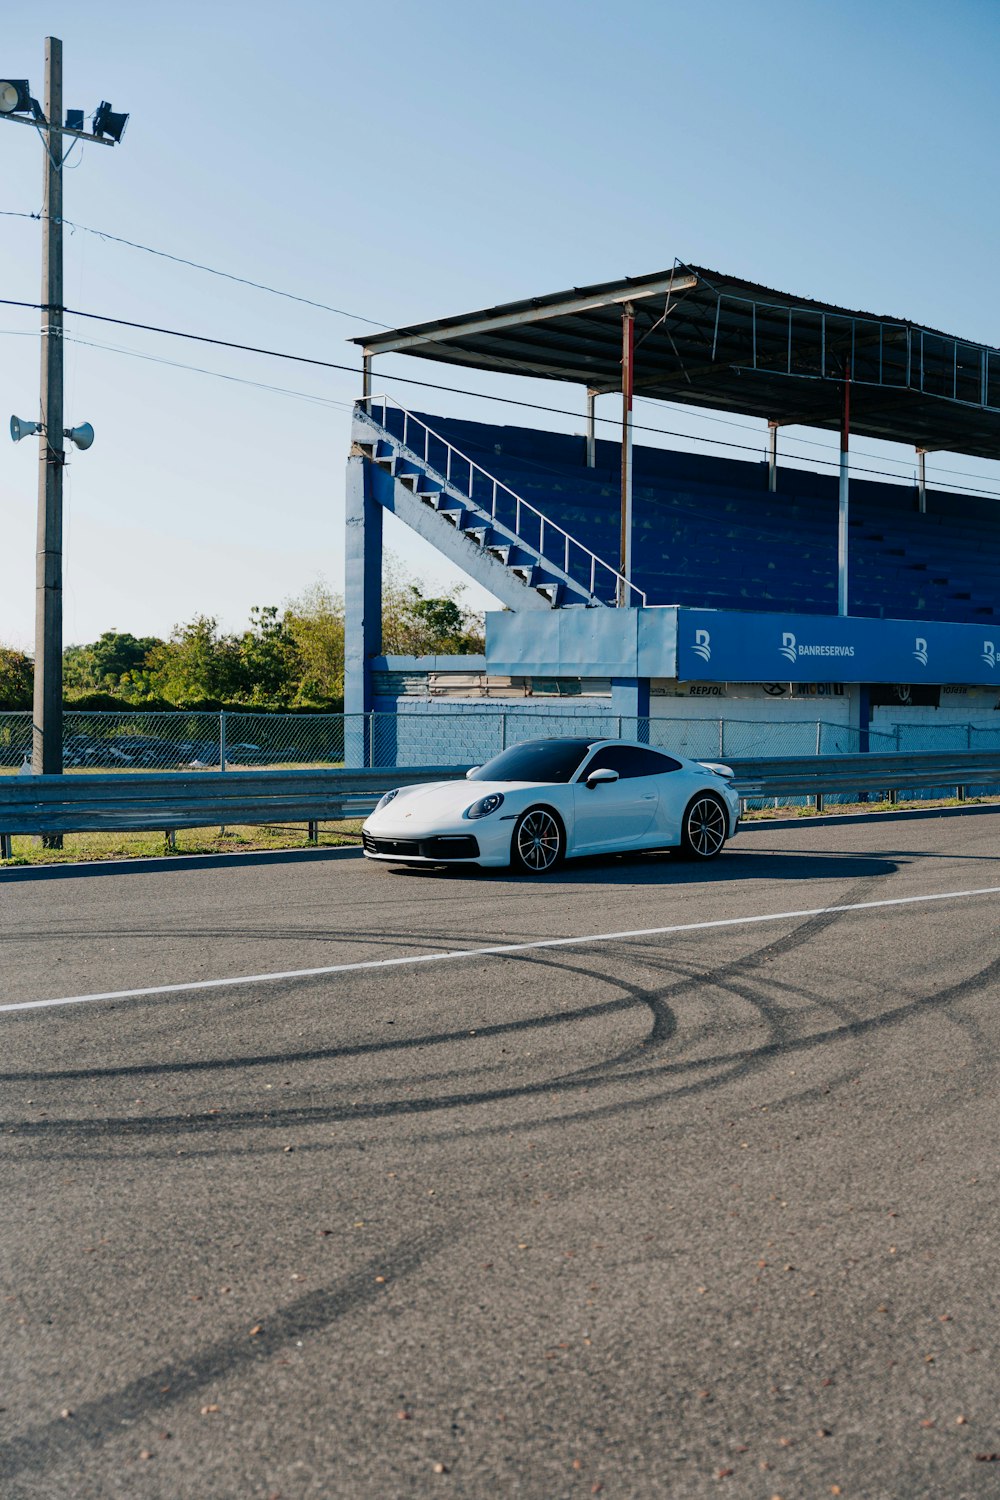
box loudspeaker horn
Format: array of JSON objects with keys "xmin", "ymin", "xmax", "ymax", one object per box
[
  {"xmin": 65, "ymin": 422, "xmax": 95, "ymax": 451},
  {"xmin": 10, "ymin": 415, "xmax": 41, "ymax": 443}
]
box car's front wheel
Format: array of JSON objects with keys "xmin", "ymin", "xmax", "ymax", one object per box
[
  {"xmin": 676, "ymin": 793, "xmax": 729, "ymax": 860},
  {"xmin": 511, "ymin": 806, "xmax": 564, "ymax": 874}
]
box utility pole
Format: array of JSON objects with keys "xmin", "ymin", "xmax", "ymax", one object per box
[
  {"xmin": 1, "ymin": 40, "xmax": 127, "ymax": 791},
  {"xmin": 34, "ymin": 36, "xmax": 64, "ymax": 776}
]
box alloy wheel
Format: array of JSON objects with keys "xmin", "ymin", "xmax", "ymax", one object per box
[
  {"xmin": 685, "ymin": 796, "xmax": 727, "ymax": 858},
  {"xmin": 514, "ymin": 808, "xmax": 562, "ymax": 872}
]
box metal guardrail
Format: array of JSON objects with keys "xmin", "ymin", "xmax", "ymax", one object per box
[
  {"xmin": 3, "ymin": 751, "xmax": 1000, "ymax": 857},
  {"xmin": 0, "ymin": 766, "xmax": 467, "ymax": 853},
  {"xmin": 728, "ymin": 749, "xmax": 1000, "ymax": 810}
]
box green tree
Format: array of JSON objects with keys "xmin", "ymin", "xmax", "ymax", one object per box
[
  {"xmin": 283, "ymin": 582, "xmax": 345, "ymax": 704},
  {"xmin": 63, "ymin": 631, "xmax": 163, "ymax": 697},
  {"xmin": 145, "ymin": 616, "xmax": 243, "ymax": 704},
  {"xmin": 0, "ymin": 646, "xmax": 33, "ymax": 708},
  {"xmin": 381, "ymin": 559, "xmax": 485, "ymax": 656},
  {"xmin": 236, "ymin": 605, "xmax": 302, "ymax": 706}
]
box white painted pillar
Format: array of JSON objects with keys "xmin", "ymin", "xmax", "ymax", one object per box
[
  {"xmin": 618, "ymin": 304, "xmax": 635, "ymax": 606},
  {"xmin": 838, "ymin": 361, "xmax": 851, "ymax": 617}
]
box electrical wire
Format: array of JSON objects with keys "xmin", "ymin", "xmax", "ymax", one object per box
[
  {"xmin": 3, "ymin": 292, "xmax": 1000, "ymax": 499},
  {"xmin": 4, "ymin": 206, "xmax": 1000, "ymax": 489},
  {"xmin": 63, "ymin": 333, "xmax": 357, "ymax": 410},
  {"xmin": 0, "ymin": 209, "xmax": 388, "ymax": 325}
]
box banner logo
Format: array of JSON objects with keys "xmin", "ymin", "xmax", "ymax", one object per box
[
  {"xmin": 692, "ymin": 628, "xmax": 712, "ymax": 663},
  {"xmin": 778, "ymin": 628, "xmax": 854, "ymax": 663},
  {"xmin": 983, "ymin": 640, "xmax": 996, "ymax": 668},
  {"xmin": 913, "ymin": 636, "xmax": 928, "ymax": 667}
]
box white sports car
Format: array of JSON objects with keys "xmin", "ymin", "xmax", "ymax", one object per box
[{"xmin": 361, "ymin": 737, "xmax": 741, "ymax": 874}]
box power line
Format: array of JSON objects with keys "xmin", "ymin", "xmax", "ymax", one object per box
[
  {"xmin": 4, "ymin": 293, "xmax": 1000, "ymax": 499},
  {"xmin": 63, "ymin": 334, "xmax": 358, "ymax": 410},
  {"xmin": 0, "ymin": 208, "xmax": 388, "ymax": 326},
  {"xmin": 4, "ymin": 209, "xmax": 1000, "ymax": 489}
]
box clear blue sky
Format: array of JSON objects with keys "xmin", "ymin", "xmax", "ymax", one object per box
[{"xmin": 2, "ymin": 0, "xmax": 999, "ymax": 650}]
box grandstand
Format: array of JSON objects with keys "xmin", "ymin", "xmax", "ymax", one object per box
[{"xmin": 344, "ymin": 265, "xmax": 1000, "ymax": 760}]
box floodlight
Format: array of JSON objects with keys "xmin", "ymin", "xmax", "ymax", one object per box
[
  {"xmin": 10, "ymin": 414, "xmax": 41, "ymax": 442},
  {"xmin": 0, "ymin": 79, "xmax": 31, "ymax": 115},
  {"xmin": 65, "ymin": 108, "xmax": 84, "ymax": 131},
  {"xmin": 64, "ymin": 422, "xmax": 94, "ymax": 451},
  {"xmin": 91, "ymin": 100, "xmax": 128, "ymax": 143}
]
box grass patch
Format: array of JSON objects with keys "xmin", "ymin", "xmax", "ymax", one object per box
[
  {"xmin": 0, "ymin": 821, "xmax": 364, "ymax": 867},
  {"xmin": 741, "ymin": 793, "xmax": 1000, "ymax": 821}
]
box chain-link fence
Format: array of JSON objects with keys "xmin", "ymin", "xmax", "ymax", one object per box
[
  {"xmin": 0, "ymin": 710, "xmax": 349, "ymax": 772},
  {"xmin": 1, "ymin": 709, "xmax": 998, "ymax": 810}
]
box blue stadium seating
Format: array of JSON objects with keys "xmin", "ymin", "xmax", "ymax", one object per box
[{"xmin": 412, "ymin": 412, "xmax": 999, "ymax": 622}]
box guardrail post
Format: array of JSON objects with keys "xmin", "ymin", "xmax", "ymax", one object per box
[
  {"xmin": 815, "ymin": 792, "xmax": 824, "ymax": 812},
  {"xmin": 307, "ymin": 820, "xmax": 319, "ymax": 844},
  {"xmin": 219, "ymin": 709, "xmax": 227, "ymax": 773},
  {"xmin": 165, "ymin": 830, "xmax": 176, "ymax": 850},
  {"xmin": 0, "ymin": 833, "xmax": 11, "ymax": 860},
  {"xmin": 956, "ymin": 785, "xmax": 966, "ymax": 802},
  {"xmin": 887, "ymin": 788, "xmax": 897, "ymax": 805}
]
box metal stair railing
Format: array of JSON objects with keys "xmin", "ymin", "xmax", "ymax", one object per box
[{"xmin": 359, "ymin": 395, "xmax": 646, "ymax": 606}]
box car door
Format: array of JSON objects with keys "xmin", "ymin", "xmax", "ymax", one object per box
[{"xmin": 571, "ymin": 745, "xmax": 663, "ymax": 852}]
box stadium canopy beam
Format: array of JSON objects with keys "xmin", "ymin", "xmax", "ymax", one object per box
[
  {"xmin": 353, "ymin": 264, "xmax": 1000, "ymax": 462},
  {"xmin": 356, "ymin": 273, "xmax": 698, "ymax": 359},
  {"xmin": 351, "ymin": 262, "xmax": 1000, "ymax": 621}
]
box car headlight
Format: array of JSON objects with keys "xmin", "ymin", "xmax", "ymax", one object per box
[
  {"xmin": 375, "ymin": 788, "xmax": 400, "ymax": 811},
  {"xmin": 467, "ymin": 792, "xmax": 504, "ymax": 819}
]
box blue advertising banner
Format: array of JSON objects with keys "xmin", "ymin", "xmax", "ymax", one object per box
[{"xmin": 677, "ymin": 609, "xmax": 1000, "ymax": 686}]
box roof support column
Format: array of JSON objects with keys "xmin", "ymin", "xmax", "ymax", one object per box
[
  {"xmin": 916, "ymin": 448, "xmax": 927, "ymax": 513},
  {"xmin": 586, "ymin": 388, "xmax": 597, "ymax": 468},
  {"xmin": 362, "ymin": 353, "xmax": 372, "ymax": 402},
  {"xmin": 618, "ymin": 303, "xmax": 635, "ymax": 606},
  {"xmin": 767, "ymin": 421, "xmax": 779, "ymax": 493},
  {"xmin": 838, "ymin": 359, "xmax": 851, "ymax": 617}
]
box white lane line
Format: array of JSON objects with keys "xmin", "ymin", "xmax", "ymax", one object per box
[{"xmin": 4, "ymin": 882, "xmax": 1000, "ymax": 1018}]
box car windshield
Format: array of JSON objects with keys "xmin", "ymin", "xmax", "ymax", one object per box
[{"xmin": 468, "ymin": 738, "xmax": 594, "ymax": 784}]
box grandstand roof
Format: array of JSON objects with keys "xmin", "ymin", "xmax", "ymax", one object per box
[{"xmin": 354, "ymin": 265, "xmax": 1000, "ymax": 460}]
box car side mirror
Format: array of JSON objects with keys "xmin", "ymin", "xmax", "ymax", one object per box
[
  {"xmin": 586, "ymin": 767, "xmax": 620, "ymax": 788},
  {"xmin": 465, "ymin": 767, "xmax": 480, "ymax": 779}
]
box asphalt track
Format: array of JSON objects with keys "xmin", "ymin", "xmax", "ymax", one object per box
[{"xmin": 1, "ymin": 811, "xmax": 998, "ymax": 1499}]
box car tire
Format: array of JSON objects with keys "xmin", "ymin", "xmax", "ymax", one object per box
[
  {"xmin": 675, "ymin": 792, "xmax": 729, "ymax": 861},
  {"xmin": 510, "ymin": 806, "xmax": 565, "ymax": 875}
]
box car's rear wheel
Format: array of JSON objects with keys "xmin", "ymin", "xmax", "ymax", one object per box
[
  {"xmin": 511, "ymin": 806, "xmax": 564, "ymax": 874},
  {"xmin": 676, "ymin": 793, "xmax": 728, "ymax": 860}
]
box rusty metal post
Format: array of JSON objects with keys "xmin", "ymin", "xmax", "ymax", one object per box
[
  {"xmin": 618, "ymin": 304, "xmax": 635, "ymax": 605},
  {"xmin": 916, "ymin": 448, "xmax": 927, "ymax": 513}
]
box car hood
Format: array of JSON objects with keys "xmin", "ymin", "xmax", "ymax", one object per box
[{"xmin": 367, "ymin": 778, "xmax": 540, "ymax": 827}]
